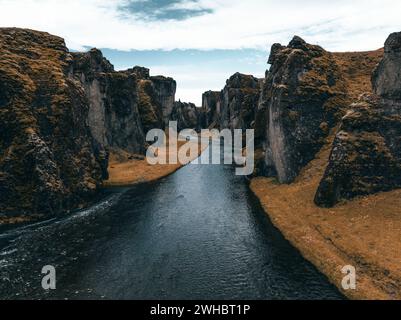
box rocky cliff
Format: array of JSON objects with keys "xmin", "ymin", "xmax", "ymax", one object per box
[
  {"xmin": 202, "ymin": 90, "xmax": 221, "ymax": 129},
  {"xmin": 258, "ymin": 36, "xmax": 382, "ymax": 183},
  {"xmin": 0, "ymin": 28, "xmax": 107, "ymax": 217},
  {"xmin": 150, "ymin": 76, "xmax": 177, "ymax": 127},
  {"xmin": 315, "ymin": 32, "xmax": 401, "ymax": 207},
  {"xmin": 72, "ymin": 50, "xmax": 176, "ymax": 154},
  {"xmin": 171, "ymin": 101, "xmax": 203, "ymax": 131},
  {"xmin": 201, "ymin": 40, "xmax": 383, "ymax": 180},
  {"xmin": 0, "ymin": 28, "xmax": 177, "ymax": 218},
  {"xmin": 72, "ymin": 50, "xmax": 145, "ymax": 154},
  {"xmin": 202, "ymin": 73, "xmax": 261, "ymax": 131}
]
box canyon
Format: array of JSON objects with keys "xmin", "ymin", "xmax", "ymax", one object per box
[
  {"xmin": 0, "ymin": 28, "xmax": 199, "ymax": 218},
  {"xmin": 200, "ymin": 34, "xmax": 401, "ymax": 208},
  {"xmin": 1, "ymin": 27, "xmax": 401, "ymax": 299}
]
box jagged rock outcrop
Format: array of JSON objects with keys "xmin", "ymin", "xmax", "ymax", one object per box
[
  {"xmin": 202, "ymin": 73, "xmax": 261, "ymax": 130},
  {"xmin": 259, "ymin": 36, "xmax": 382, "ymax": 183},
  {"xmin": 202, "ymin": 91, "xmax": 221, "ymax": 128},
  {"xmin": 315, "ymin": 32, "xmax": 401, "ymax": 207},
  {"xmin": 0, "ymin": 28, "xmax": 178, "ymax": 218},
  {"xmin": 150, "ymin": 76, "xmax": 177, "ymax": 127},
  {"xmin": 72, "ymin": 50, "xmax": 176, "ymax": 154},
  {"xmin": 0, "ymin": 28, "xmax": 107, "ymax": 217},
  {"xmin": 171, "ymin": 101, "xmax": 203, "ymax": 131},
  {"xmin": 372, "ymin": 32, "xmax": 401, "ymax": 100},
  {"xmin": 72, "ymin": 50, "xmax": 145, "ymax": 154}
]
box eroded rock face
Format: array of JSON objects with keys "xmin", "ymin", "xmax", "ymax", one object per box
[
  {"xmin": 221, "ymin": 73, "xmax": 261, "ymax": 131},
  {"xmin": 315, "ymin": 33, "xmax": 401, "ymax": 207},
  {"xmin": 0, "ymin": 28, "xmax": 178, "ymax": 218},
  {"xmin": 72, "ymin": 50, "xmax": 174, "ymax": 154},
  {"xmin": 171, "ymin": 101, "xmax": 202, "ymax": 131},
  {"xmin": 373, "ymin": 32, "xmax": 401, "ymax": 100},
  {"xmin": 201, "ymin": 73, "xmax": 261, "ymax": 131},
  {"xmin": 0, "ymin": 28, "xmax": 106, "ymax": 216},
  {"xmin": 261, "ymin": 36, "xmax": 359, "ymax": 183},
  {"xmin": 202, "ymin": 91, "xmax": 221, "ymax": 128},
  {"xmin": 150, "ymin": 76, "xmax": 177, "ymax": 127}
]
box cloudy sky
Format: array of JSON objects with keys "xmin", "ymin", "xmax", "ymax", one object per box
[{"xmin": 1, "ymin": 0, "xmax": 400, "ymax": 104}]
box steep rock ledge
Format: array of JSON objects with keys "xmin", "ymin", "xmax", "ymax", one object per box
[
  {"xmin": 259, "ymin": 36, "xmax": 360, "ymax": 183},
  {"xmin": 72, "ymin": 50, "xmax": 176, "ymax": 154},
  {"xmin": 0, "ymin": 28, "xmax": 178, "ymax": 218},
  {"xmin": 0, "ymin": 28, "xmax": 106, "ymax": 216},
  {"xmin": 202, "ymin": 73, "xmax": 261, "ymax": 131},
  {"xmin": 315, "ymin": 32, "xmax": 401, "ymax": 207},
  {"xmin": 171, "ymin": 101, "xmax": 203, "ymax": 131}
]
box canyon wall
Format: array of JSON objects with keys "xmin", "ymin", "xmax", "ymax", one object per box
[
  {"xmin": 315, "ymin": 32, "xmax": 401, "ymax": 207},
  {"xmin": 171, "ymin": 101, "xmax": 203, "ymax": 132},
  {"xmin": 72, "ymin": 50, "xmax": 176, "ymax": 154},
  {"xmin": 258, "ymin": 36, "xmax": 382, "ymax": 183},
  {"xmin": 0, "ymin": 28, "xmax": 177, "ymax": 217},
  {"xmin": 0, "ymin": 29, "xmax": 107, "ymax": 216},
  {"xmin": 202, "ymin": 73, "xmax": 261, "ymax": 131},
  {"xmin": 2, "ymin": 27, "xmax": 400, "ymax": 217},
  {"xmin": 202, "ymin": 90, "xmax": 221, "ymax": 129},
  {"xmin": 202, "ymin": 35, "xmax": 399, "ymax": 205}
]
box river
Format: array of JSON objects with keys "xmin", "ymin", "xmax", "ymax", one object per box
[{"xmin": 0, "ymin": 143, "xmax": 343, "ymax": 300}]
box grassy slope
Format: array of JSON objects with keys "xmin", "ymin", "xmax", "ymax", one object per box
[{"xmin": 250, "ymin": 48, "xmax": 401, "ymax": 300}]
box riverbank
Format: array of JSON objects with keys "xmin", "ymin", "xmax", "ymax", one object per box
[
  {"xmin": 103, "ymin": 139, "xmax": 208, "ymax": 187},
  {"xmin": 250, "ymin": 139, "xmax": 401, "ymax": 300},
  {"xmin": 0, "ymin": 139, "xmax": 207, "ymax": 226}
]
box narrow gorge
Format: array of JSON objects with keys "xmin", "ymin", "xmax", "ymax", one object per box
[{"xmin": 1, "ymin": 27, "xmax": 401, "ymax": 300}]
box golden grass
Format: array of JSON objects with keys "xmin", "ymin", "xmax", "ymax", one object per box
[
  {"xmin": 103, "ymin": 140, "xmax": 208, "ymax": 187},
  {"xmin": 333, "ymin": 49, "xmax": 384, "ymax": 98},
  {"xmin": 250, "ymin": 136, "xmax": 401, "ymax": 300}
]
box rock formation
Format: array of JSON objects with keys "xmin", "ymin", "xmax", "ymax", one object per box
[
  {"xmin": 315, "ymin": 32, "xmax": 401, "ymax": 207},
  {"xmin": 202, "ymin": 73, "xmax": 261, "ymax": 131},
  {"xmin": 257, "ymin": 36, "xmax": 384, "ymax": 183},
  {"xmin": 259, "ymin": 36, "xmax": 356, "ymax": 183},
  {"xmin": 202, "ymin": 91, "xmax": 221, "ymax": 128},
  {"xmin": 150, "ymin": 76, "xmax": 177, "ymax": 127},
  {"xmin": 72, "ymin": 50, "xmax": 176, "ymax": 154},
  {"xmin": 0, "ymin": 28, "xmax": 178, "ymax": 218},
  {"xmin": 72, "ymin": 50, "xmax": 145, "ymax": 154},
  {"xmin": 0, "ymin": 28, "xmax": 107, "ymax": 217},
  {"xmin": 171, "ymin": 101, "xmax": 203, "ymax": 131}
]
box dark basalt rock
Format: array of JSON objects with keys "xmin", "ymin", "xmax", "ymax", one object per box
[
  {"xmin": 72, "ymin": 52, "xmax": 143, "ymax": 155},
  {"xmin": 0, "ymin": 28, "xmax": 106, "ymax": 216},
  {"xmin": 0, "ymin": 28, "xmax": 178, "ymax": 218},
  {"xmin": 315, "ymin": 32, "xmax": 401, "ymax": 207},
  {"xmin": 260, "ymin": 36, "xmax": 351, "ymax": 183},
  {"xmin": 150, "ymin": 76, "xmax": 177, "ymax": 127},
  {"xmin": 72, "ymin": 51, "xmax": 175, "ymax": 154},
  {"xmin": 171, "ymin": 101, "xmax": 202, "ymax": 131},
  {"xmin": 372, "ymin": 32, "xmax": 401, "ymax": 100},
  {"xmin": 202, "ymin": 90, "xmax": 222, "ymax": 128},
  {"xmin": 201, "ymin": 73, "xmax": 261, "ymax": 131}
]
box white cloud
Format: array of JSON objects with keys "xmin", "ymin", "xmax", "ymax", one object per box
[
  {"xmin": 2, "ymin": 0, "xmax": 400, "ymax": 104},
  {"xmin": 0, "ymin": 0, "xmax": 400, "ymax": 52}
]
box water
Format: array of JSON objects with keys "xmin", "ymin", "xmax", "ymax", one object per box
[{"xmin": 0, "ymin": 144, "xmax": 343, "ymax": 300}]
